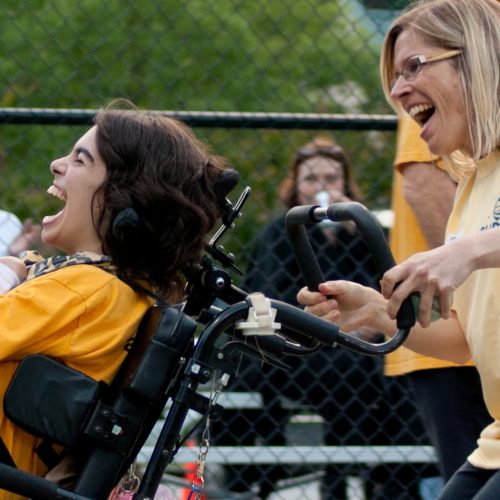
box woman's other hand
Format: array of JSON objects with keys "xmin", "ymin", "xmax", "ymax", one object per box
[{"xmin": 297, "ymin": 280, "xmax": 389, "ymax": 333}]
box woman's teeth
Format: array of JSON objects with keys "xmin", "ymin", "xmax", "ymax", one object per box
[
  {"xmin": 408, "ymin": 104, "xmax": 435, "ymax": 126},
  {"xmin": 408, "ymin": 104, "xmax": 433, "ymax": 118}
]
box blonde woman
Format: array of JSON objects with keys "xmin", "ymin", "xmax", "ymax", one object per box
[{"xmin": 298, "ymin": 0, "xmax": 500, "ymax": 497}]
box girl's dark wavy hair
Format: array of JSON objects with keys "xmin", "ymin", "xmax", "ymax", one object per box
[{"xmin": 92, "ymin": 107, "xmax": 230, "ymax": 301}]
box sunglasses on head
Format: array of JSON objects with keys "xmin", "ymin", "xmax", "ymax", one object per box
[{"xmin": 296, "ymin": 145, "xmax": 346, "ymax": 162}]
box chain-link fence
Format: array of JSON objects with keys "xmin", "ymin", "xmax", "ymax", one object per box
[{"xmin": 0, "ymin": 1, "xmax": 442, "ymax": 499}]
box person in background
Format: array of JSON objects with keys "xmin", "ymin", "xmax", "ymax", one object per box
[
  {"xmin": 245, "ymin": 136, "xmax": 374, "ymax": 303},
  {"xmin": 298, "ymin": 0, "xmax": 500, "ymax": 497},
  {"xmin": 0, "ymin": 210, "xmax": 23, "ymax": 257},
  {"xmin": 214, "ymin": 136, "xmax": 427, "ymax": 499},
  {"xmin": 385, "ymin": 112, "xmax": 491, "ymax": 493},
  {"xmin": 0, "ymin": 211, "xmax": 42, "ymax": 257},
  {"xmin": 0, "ymin": 255, "xmax": 26, "ymax": 293}
]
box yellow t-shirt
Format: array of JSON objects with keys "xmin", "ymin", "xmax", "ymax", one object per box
[
  {"xmin": 0, "ymin": 264, "xmax": 152, "ymax": 498},
  {"xmin": 385, "ymin": 114, "xmax": 472, "ymax": 376},
  {"xmin": 448, "ymin": 150, "xmax": 500, "ymax": 468}
]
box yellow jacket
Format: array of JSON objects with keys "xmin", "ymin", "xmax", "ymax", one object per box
[{"xmin": 0, "ymin": 264, "xmax": 151, "ymax": 498}]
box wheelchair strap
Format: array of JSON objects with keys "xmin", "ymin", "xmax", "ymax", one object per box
[
  {"xmin": 36, "ymin": 440, "xmax": 62, "ymax": 471},
  {"xmin": 0, "ymin": 438, "xmax": 15, "ymax": 468},
  {"xmin": 0, "ymin": 437, "xmax": 60, "ymax": 470}
]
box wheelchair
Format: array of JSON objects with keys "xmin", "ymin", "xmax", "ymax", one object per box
[{"xmin": 0, "ymin": 186, "xmax": 415, "ymax": 499}]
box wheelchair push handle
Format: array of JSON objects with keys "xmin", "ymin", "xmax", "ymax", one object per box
[{"xmin": 285, "ymin": 201, "xmax": 415, "ymax": 352}]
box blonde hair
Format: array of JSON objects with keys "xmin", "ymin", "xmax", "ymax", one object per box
[{"xmin": 380, "ymin": 0, "xmax": 500, "ymax": 177}]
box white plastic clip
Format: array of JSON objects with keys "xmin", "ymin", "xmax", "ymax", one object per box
[{"xmin": 236, "ymin": 292, "xmax": 281, "ymax": 336}]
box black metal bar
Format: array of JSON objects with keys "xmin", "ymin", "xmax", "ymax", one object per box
[
  {"xmin": 270, "ymin": 299, "xmax": 411, "ymax": 356},
  {"xmin": 135, "ymin": 381, "xmax": 196, "ymax": 499},
  {"xmin": 0, "ymin": 463, "xmax": 90, "ymax": 500},
  {"xmin": 0, "ymin": 107, "xmax": 398, "ymax": 130}
]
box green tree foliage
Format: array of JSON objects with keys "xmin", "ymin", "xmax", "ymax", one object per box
[{"xmin": 1, "ymin": 0, "xmax": 385, "ymax": 111}]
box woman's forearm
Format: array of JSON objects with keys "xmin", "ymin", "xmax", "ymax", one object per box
[
  {"xmin": 380, "ymin": 311, "xmax": 470, "ymax": 364},
  {"xmin": 346, "ymin": 287, "xmax": 470, "ymax": 364},
  {"xmin": 465, "ymin": 227, "xmax": 500, "ymax": 270}
]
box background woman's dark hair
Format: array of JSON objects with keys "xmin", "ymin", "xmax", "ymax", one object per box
[
  {"xmin": 279, "ymin": 136, "xmax": 363, "ymax": 209},
  {"xmin": 93, "ymin": 108, "xmax": 231, "ymax": 301}
]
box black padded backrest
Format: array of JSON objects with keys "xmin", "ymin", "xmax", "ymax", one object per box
[
  {"xmin": 73, "ymin": 305, "xmax": 198, "ymax": 497},
  {"xmin": 110, "ymin": 304, "xmax": 197, "ymax": 402}
]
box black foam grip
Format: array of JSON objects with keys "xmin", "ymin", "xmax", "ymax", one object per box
[{"xmin": 285, "ymin": 202, "xmax": 415, "ymax": 330}]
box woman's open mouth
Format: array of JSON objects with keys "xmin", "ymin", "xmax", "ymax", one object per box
[{"xmin": 408, "ymin": 103, "xmax": 435, "ymax": 127}]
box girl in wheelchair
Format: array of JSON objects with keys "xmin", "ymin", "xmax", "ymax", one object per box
[{"xmin": 0, "ymin": 102, "xmax": 234, "ymax": 494}]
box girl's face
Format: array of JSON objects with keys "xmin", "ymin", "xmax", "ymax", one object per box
[
  {"xmin": 43, "ymin": 126, "xmax": 107, "ymax": 254},
  {"xmin": 296, "ymin": 156, "xmax": 345, "ymax": 206},
  {"xmin": 390, "ymin": 29, "xmax": 471, "ymax": 156}
]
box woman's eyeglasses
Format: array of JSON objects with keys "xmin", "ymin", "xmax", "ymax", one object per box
[
  {"xmin": 297, "ymin": 145, "xmax": 346, "ymax": 163},
  {"xmin": 391, "ymin": 49, "xmax": 462, "ymax": 90}
]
